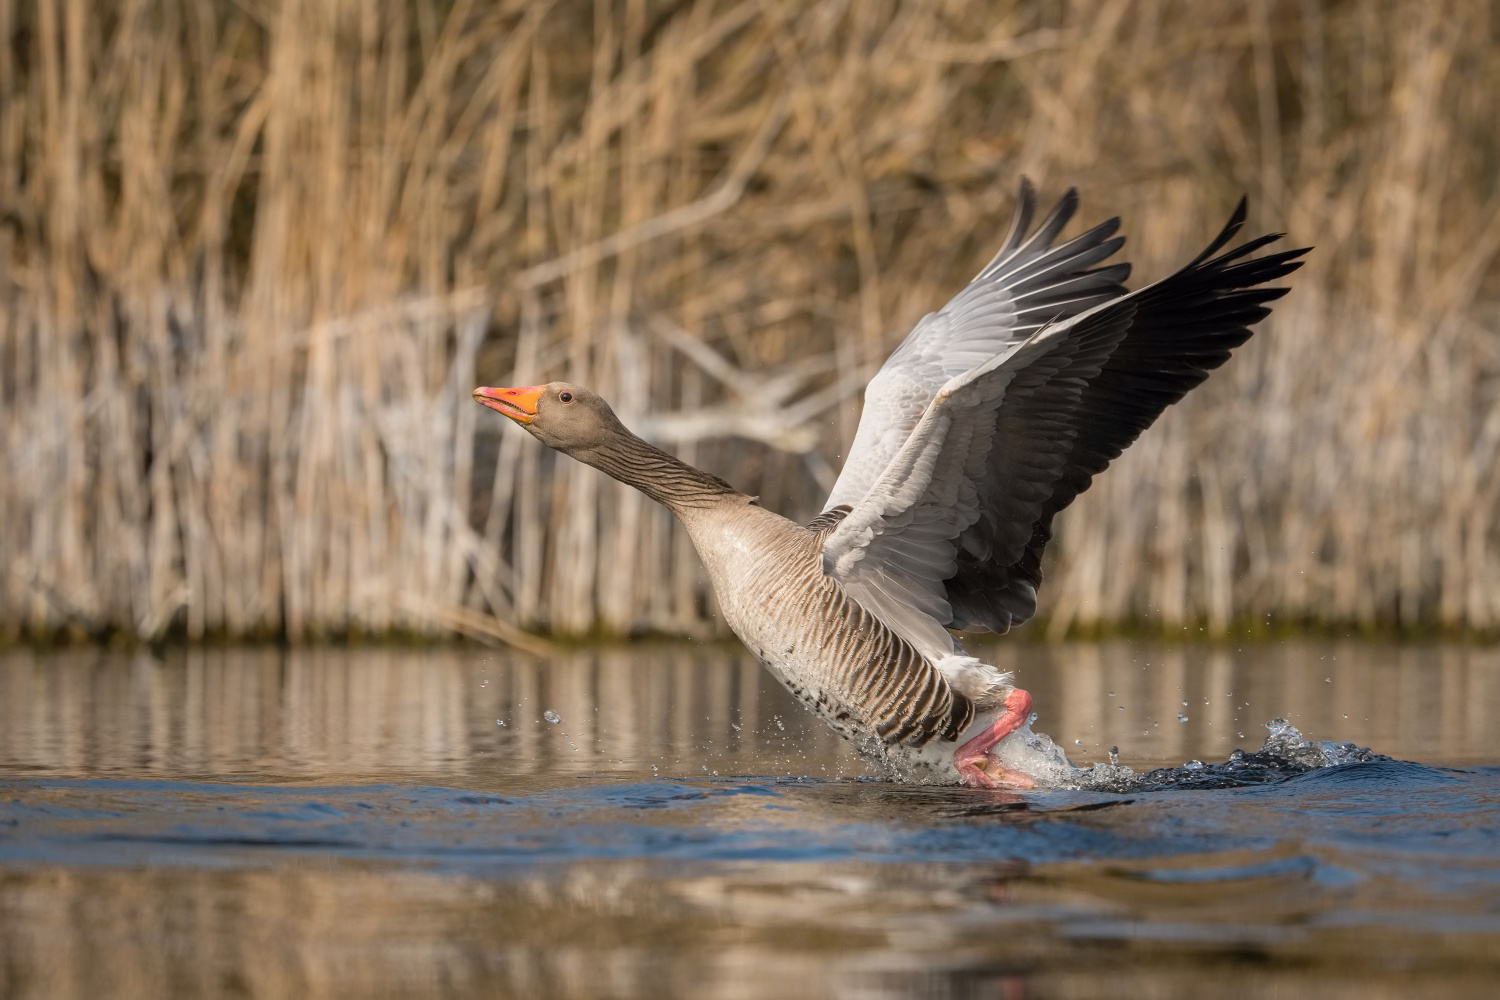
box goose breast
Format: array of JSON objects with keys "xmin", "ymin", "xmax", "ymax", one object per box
[{"xmin": 683, "ymin": 506, "xmax": 977, "ymax": 765}]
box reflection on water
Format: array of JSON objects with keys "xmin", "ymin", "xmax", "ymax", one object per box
[
  {"xmin": 0, "ymin": 643, "xmax": 860, "ymax": 783},
  {"xmin": 2, "ymin": 640, "xmax": 1500, "ymax": 1000},
  {"xmin": 3, "ymin": 640, "xmax": 1498, "ymax": 781},
  {"xmin": 1031, "ymin": 641, "xmax": 1500, "ymax": 769}
]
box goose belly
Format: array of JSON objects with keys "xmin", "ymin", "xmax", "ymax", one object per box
[
  {"xmin": 707, "ymin": 546, "xmax": 874, "ymax": 744},
  {"xmin": 726, "ymin": 597, "xmax": 963, "ymax": 783},
  {"xmin": 706, "ymin": 544, "xmax": 959, "ymax": 781},
  {"xmin": 684, "ymin": 512, "xmax": 968, "ymax": 782},
  {"xmin": 718, "ymin": 584, "xmax": 860, "ymax": 736}
]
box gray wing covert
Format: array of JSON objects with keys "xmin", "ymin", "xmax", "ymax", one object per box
[
  {"xmin": 821, "ymin": 301, "xmax": 1139, "ymax": 662},
  {"xmin": 824, "ymin": 180, "xmax": 1131, "ymax": 511}
]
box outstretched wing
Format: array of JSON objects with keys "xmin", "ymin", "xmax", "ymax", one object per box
[
  {"xmin": 944, "ymin": 201, "xmax": 1309, "ymax": 632},
  {"xmin": 825, "ymin": 180, "xmax": 1130, "ymax": 511},
  {"xmin": 821, "ymin": 197, "xmax": 1308, "ymax": 653},
  {"xmin": 821, "ymin": 294, "xmax": 1138, "ymax": 660}
]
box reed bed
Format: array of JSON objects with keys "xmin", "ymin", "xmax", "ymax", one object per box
[{"xmin": 2, "ymin": 0, "xmax": 1498, "ymax": 642}]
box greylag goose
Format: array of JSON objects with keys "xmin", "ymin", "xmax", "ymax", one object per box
[{"xmin": 475, "ymin": 183, "xmax": 1306, "ymax": 787}]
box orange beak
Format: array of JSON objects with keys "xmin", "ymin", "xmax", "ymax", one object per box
[{"xmin": 473, "ymin": 384, "xmax": 545, "ymax": 424}]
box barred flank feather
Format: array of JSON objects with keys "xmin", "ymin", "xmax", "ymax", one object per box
[{"xmin": 752, "ymin": 527, "xmax": 975, "ymax": 748}]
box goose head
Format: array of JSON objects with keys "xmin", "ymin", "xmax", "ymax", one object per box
[{"xmin": 472, "ymin": 382, "xmax": 625, "ymax": 455}]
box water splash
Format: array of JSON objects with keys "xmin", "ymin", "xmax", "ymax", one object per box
[
  {"xmin": 988, "ymin": 723, "xmax": 1112, "ymax": 788},
  {"xmin": 1260, "ymin": 717, "xmax": 1385, "ymax": 769},
  {"xmin": 975, "ymin": 718, "xmax": 1389, "ymax": 792},
  {"xmin": 1048, "ymin": 717, "xmax": 1390, "ymax": 792}
]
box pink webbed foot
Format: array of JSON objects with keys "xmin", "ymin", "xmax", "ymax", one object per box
[{"xmin": 953, "ymin": 688, "xmax": 1036, "ymax": 789}]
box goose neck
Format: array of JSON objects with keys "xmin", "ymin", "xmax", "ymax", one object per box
[{"xmin": 575, "ymin": 428, "xmax": 744, "ymax": 513}]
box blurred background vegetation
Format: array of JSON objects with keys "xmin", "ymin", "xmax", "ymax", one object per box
[{"xmin": 2, "ymin": 0, "xmax": 1498, "ymax": 644}]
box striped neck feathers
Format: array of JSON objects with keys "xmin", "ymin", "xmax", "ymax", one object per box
[{"xmin": 572, "ymin": 427, "xmax": 744, "ymax": 512}]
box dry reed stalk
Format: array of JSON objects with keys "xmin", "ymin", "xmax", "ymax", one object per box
[{"xmin": 2, "ymin": 0, "xmax": 1498, "ymax": 643}]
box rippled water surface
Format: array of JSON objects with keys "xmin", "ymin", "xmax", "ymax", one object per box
[{"xmin": 3, "ymin": 640, "xmax": 1500, "ymax": 999}]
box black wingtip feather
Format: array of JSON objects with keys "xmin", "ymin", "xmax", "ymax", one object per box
[
  {"xmin": 993, "ymin": 189, "xmax": 1083, "ymax": 272},
  {"xmin": 1022, "ymin": 188, "xmax": 1080, "ymax": 255},
  {"xmin": 999, "ymin": 176, "xmax": 1038, "ymax": 258},
  {"xmin": 1186, "ymin": 196, "xmax": 1251, "ymax": 268},
  {"xmin": 1209, "ymin": 231, "xmax": 1285, "ymax": 266},
  {"xmin": 996, "ymin": 225, "xmax": 1126, "ymax": 287},
  {"xmin": 1217, "ymin": 249, "xmax": 1309, "ymax": 288},
  {"xmin": 940, "ymin": 194, "xmax": 1309, "ymax": 638}
]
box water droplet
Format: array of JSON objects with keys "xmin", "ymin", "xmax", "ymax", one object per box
[
  {"xmin": 773, "ymin": 716, "xmax": 785, "ymax": 731},
  {"xmin": 480, "ymin": 680, "xmax": 488, "ymax": 687},
  {"xmin": 1181, "ymin": 701, "xmax": 1189, "ymax": 707},
  {"xmin": 1324, "ymin": 677, "xmax": 1332, "ymax": 683},
  {"xmin": 495, "ymin": 719, "xmax": 506, "ymax": 727},
  {"xmin": 543, "ymin": 710, "xmax": 561, "ymax": 725},
  {"xmin": 730, "ymin": 722, "xmax": 742, "ymax": 732},
  {"xmin": 1075, "ymin": 739, "xmax": 1083, "ymax": 746},
  {"xmin": 1118, "ymin": 705, "xmax": 1125, "ymax": 710},
  {"xmin": 1108, "ymin": 692, "xmax": 1115, "ymax": 697},
  {"xmin": 1108, "ymin": 746, "xmax": 1120, "ymax": 766},
  {"xmin": 1153, "ymin": 722, "xmax": 1159, "ymax": 727}
]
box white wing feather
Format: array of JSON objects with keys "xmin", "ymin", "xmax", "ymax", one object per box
[
  {"xmin": 822, "ymin": 326, "xmax": 1072, "ymax": 660},
  {"xmin": 819, "ymin": 190, "xmax": 1305, "ymax": 655},
  {"xmin": 826, "ymin": 186, "xmax": 1125, "ymax": 511}
]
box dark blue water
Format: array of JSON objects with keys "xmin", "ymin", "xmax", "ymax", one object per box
[
  {"xmin": 3, "ymin": 643, "xmax": 1500, "ymax": 999},
  {"xmin": 5, "ymin": 758, "xmax": 1499, "ymax": 880}
]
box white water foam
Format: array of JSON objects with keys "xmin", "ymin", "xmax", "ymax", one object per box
[{"xmin": 992, "ymin": 717, "xmax": 1386, "ymax": 792}]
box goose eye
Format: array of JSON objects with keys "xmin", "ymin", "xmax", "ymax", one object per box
[{"xmin": 558, "ymin": 391, "xmax": 573, "ymax": 402}]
